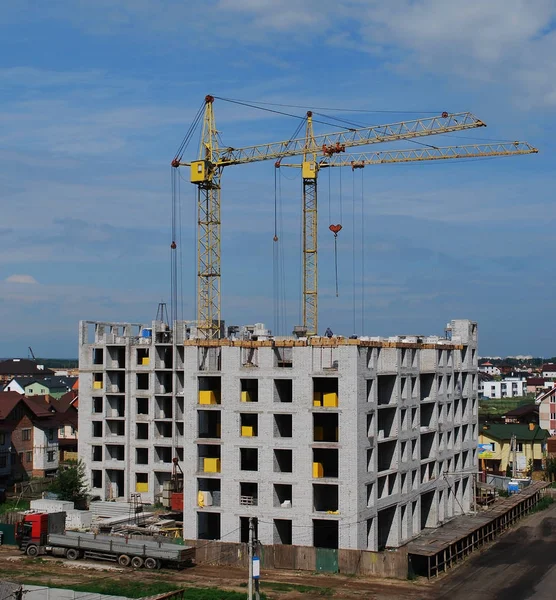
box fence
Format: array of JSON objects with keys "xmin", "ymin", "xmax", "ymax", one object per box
[{"xmin": 183, "ymin": 539, "xmax": 408, "ymax": 579}]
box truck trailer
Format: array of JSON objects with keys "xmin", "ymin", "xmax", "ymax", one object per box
[{"xmin": 16, "ymin": 513, "xmax": 193, "ymax": 569}]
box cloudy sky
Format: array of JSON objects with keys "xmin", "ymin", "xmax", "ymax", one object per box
[{"xmin": 1, "ymin": 0, "xmax": 554, "ymax": 357}]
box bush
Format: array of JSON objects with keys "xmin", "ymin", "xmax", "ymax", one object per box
[{"xmin": 48, "ymin": 460, "xmax": 88, "ymax": 508}]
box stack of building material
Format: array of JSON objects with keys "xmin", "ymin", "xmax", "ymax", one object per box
[
  {"xmin": 65, "ymin": 509, "xmax": 93, "ymax": 530},
  {"xmin": 30, "ymin": 499, "xmax": 74, "ymax": 512},
  {"xmin": 89, "ymin": 501, "xmax": 141, "ymax": 522}
]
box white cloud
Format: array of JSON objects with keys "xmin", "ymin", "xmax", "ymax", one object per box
[{"xmin": 5, "ymin": 274, "xmax": 38, "ymax": 284}]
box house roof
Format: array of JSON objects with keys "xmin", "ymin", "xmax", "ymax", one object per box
[
  {"xmin": 527, "ymin": 377, "xmax": 546, "ymax": 386},
  {"xmin": 504, "ymin": 404, "xmax": 539, "ymax": 418},
  {"xmin": 542, "ymin": 364, "xmax": 556, "ymax": 372},
  {"xmin": 0, "ymin": 391, "xmax": 70, "ymax": 426},
  {"xmin": 480, "ymin": 361, "xmax": 493, "ymax": 367},
  {"xmin": 481, "ymin": 423, "xmax": 549, "ymax": 442},
  {"xmin": 0, "ymin": 359, "xmax": 54, "ymax": 376},
  {"xmin": 25, "ymin": 376, "xmax": 77, "ymax": 390}
]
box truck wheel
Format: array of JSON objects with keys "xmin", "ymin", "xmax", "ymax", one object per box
[
  {"xmin": 131, "ymin": 556, "xmax": 144, "ymax": 568},
  {"xmin": 26, "ymin": 545, "xmax": 39, "ymax": 557},
  {"xmin": 66, "ymin": 548, "xmax": 80, "ymax": 560},
  {"xmin": 118, "ymin": 554, "xmax": 131, "ymax": 567},
  {"xmin": 144, "ymin": 557, "xmax": 159, "ymax": 569}
]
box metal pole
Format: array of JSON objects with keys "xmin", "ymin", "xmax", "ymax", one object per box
[
  {"xmin": 512, "ymin": 434, "xmax": 517, "ymax": 479},
  {"xmin": 248, "ymin": 517, "xmax": 254, "ymax": 600}
]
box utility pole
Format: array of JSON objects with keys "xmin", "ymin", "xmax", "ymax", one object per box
[
  {"xmin": 248, "ymin": 517, "xmax": 254, "ymax": 600},
  {"xmin": 512, "ymin": 434, "xmax": 518, "ymax": 479}
]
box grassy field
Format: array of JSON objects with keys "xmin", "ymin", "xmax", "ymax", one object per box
[{"xmin": 479, "ymin": 396, "xmax": 534, "ymax": 419}]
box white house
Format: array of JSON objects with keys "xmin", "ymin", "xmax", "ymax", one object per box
[
  {"xmin": 479, "ymin": 362, "xmax": 501, "ymax": 376},
  {"xmin": 480, "ymin": 377, "xmax": 527, "ymax": 399},
  {"xmin": 542, "ymin": 364, "xmax": 556, "ymax": 379}
]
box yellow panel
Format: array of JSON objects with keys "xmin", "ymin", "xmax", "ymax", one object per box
[
  {"xmin": 135, "ymin": 482, "xmax": 148, "ymax": 493},
  {"xmin": 93, "ymin": 381, "xmax": 103, "ymax": 390},
  {"xmin": 313, "ymin": 392, "xmax": 322, "ymax": 407},
  {"xmin": 197, "ymin": 491, "xmax": 205, "ymax": 507},
  {"xmin": 241, "ymin": 391, "xmax": 251, "ymax": 403},
  {"xmin": 302, "ymin": 161, "xmax": 317, "ymax": 179},
  {"xmin": 199, "ymin": 390, "xmax": 218, "ymax": 405},
  {"xmin": 204, "ymin": 457, "xmax": 221, "ymax": 473},
  {"xmin": 313, "ymin": 462, "xmax": 324, "ymax": 478},
  {"xmin": 190, "ymin": 160, "xmax": 207, "ymax": 183},
  {"xmin": 314, "ymin": 426, "xmax": 324, "ymax": 441},
  {"xmin": 142, "ymin": 357, "xmax": 150, "ymax": 366},
  {"xmin": 241, "ymin": 426, "xmax": 253, "ymax": 437},
  {"xmin": 323, "ymin": 392, "xmax": 338, "ymax": 407}
]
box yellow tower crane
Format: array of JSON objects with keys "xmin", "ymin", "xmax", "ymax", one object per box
[
  {"xmin": 172, "ymin": 95, "xmax": 500, "ymax": 339},
  {"xmin": 280, "ymin": 139, "xmax": 538, "ymax": 335}
]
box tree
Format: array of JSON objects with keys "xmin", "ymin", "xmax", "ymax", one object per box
[{"xmin": 49, "ymin": 460, "xmax": 89, "ymax": 508}]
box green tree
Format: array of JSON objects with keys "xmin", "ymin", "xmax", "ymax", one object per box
[{"xmin": 49, "ymin": 460, "xmax": 89, "ymax": 508}]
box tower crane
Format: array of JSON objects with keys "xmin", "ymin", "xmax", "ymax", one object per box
[{"xmin": 172, "ymin": 95, "xmax": 490, "ymax": 339}]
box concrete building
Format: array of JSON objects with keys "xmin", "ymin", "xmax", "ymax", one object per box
[
  {"xmin": 480, "ymin": 377, "xmax": 527, "ymax": 399},
  {"xmin": 78, "ymin": 318, "xmax": 478, "ymax": 551}
]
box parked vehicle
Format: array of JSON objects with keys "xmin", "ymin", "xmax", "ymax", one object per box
[{"xmin": 16, "ymin": 513, "xmax": 193, "ymax": 569}]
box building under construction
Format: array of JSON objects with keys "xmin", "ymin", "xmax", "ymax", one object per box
[{"xmin": 78, "ymin": 318, "xmax": 478, "ymax": 551}]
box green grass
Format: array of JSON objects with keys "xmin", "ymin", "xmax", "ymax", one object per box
[
  {"xmin": 22, "ymin": 581, "xmax": 264, "ymax": 600},
  {"xmin": 261, "ymin": 582, "xmax": 333, "ymax": 596},
  {"xmin": 479, "ymin": 397, "xmax": 534, "ymax": 418},
  {"xmin": 0, "ymin": 499, "xmax": 30, "ymax": 514},
  {"xmin": 530, "ymin": 496, "xmax": 555, "ymax": 514}
]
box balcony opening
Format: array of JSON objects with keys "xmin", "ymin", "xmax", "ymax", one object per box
[
  {"xmin": 92, "ymin": 445, "xmax": 102, "ymax": 461},
  {"xmin": 198, "ymin": 410, "xmax": 221, "ymax": 439},
  {"xmin": 366, "ymin": 379, "xmax": 374, "ymax": 402},
  {"xmin": 274, "ymin": 449, "xmax": 293, "ymax": 473},
  {"xmin": 155, "ymin": 446, "xmax": 172, "ymax": 464},
  {"xmin": 93, "ymin": 347, "xmax": 104, "ymax": 365},
  {"xmin": 239, "ymin": 448, "xmax": 258, "ymax": 472},
  {"xmin": 199, "ymin": 444, "xmax": 222, "ymax": 473},
  {"xmin": 93, "ymin": 373, "xmax": 103, "ymax": 390},
  {"xmin": 240, "ymin": 378, "xmax": 258, "ymax": 403},
  {"xmin": 377, "ymin": 440, "xmax": 397, "ymax": 472},
  {"xmin": 313, "ymin": 413, "xmax": 338, "ymax": 442},
  {"xmin": 274, "ymin": 483, "xmax": 293, "ymax": 508},
  {"xmin": 421, "ymin": 490, "xmax": 436, "ymax": 529},
  {"xmin": 92, "ymin": 397, "xmax": 103, "ymax": 414},
  {"xmin": 240, "ymin": 413, "xmax": 258, "ymax": 437},
  {"xmin": 241, "ymin": 347, "xmax": 258, "ymax": 368},
  {"xmin": 108, "ymin": 346, "xmax": 125, "ymax": 369},
  {"xmin": 91, "ymin": 469, "xmax": 102, "ymax": 488},
  {"xmin": 313, "ymin": 483, "xmax": 338, "ymax": 512},
  {"xmin": 136, "ymin": 448, "xmax": 149, "ymax": 465},
  {"xmin": 198, "ymin": 478, "xmax": 221, "ymax": 507},
  {"xmin": 274, "ymin": 519, "xmax": 292, "ymax": 544},
  {"xmin": 313, "ymin": 378, "xmax": 338, "ymax": 407},
  {"xmin": 274, "ymin": 414, "xmax": 293, "ymax": 438},
  {"xmin": 136, "ymin": 423, "xmax": 149, "ymax": 440},
  {"xmin": 176, "ymin": 422, "xmax": 184, "ymax": 439},
  {"xmin": 377, "ymin": 375, "xmax": 396, "ymax": 406},
  {"xmin": 377, "ymin": 506, "xmax": 396, "ymax": 550},
  {"xmin": 136, "ymin": 397, "xmax": 149, "ymax": 415},
  {"xmin": 377, "ymin": 407, "xmax": 397, "ymax": 439},
  {"xmin": 155, "ymin": 372, "xmax": 173, "ymax": 394},
  {"xmin": 198, "ymin": 347, "xmax": 221, "ymax": 371},
  {"xmin": 198, "ymin": 376, "xmax": 221, "ymax": 405},
  {"xmin": 137, "ymin": 373, "xmax": 149, "ymax": 391},
  {"xmin": 107, "ymin": 372, "xmax": 126, "ymax": 393},
  {"xmin": 313, "ymin": 519, "xmax": 338, "ymax": 549},
  {"xmin": 420, "ymin": 403, "xmax": 434, "ymax": 429},
  {"xmin": 420, "ymin": 373, "xmax": 435, "ymax": 401},
  {"xmin": 274, "ymin": 379, "xmax": 293, "ymax": 403},
  {"xmin": 176, "ymin": 447, "xmax": 184, "ymax": 462},
  {"xmin": 274, "ymin": 347, "xmax": 293, "ymax": 368},
  {"xmin": 197, "ymin": 512, "xmax": 221, "ymax": 540},
  {"xmin": 240, "ymin": 482, "xmax": 258, "ymax": 506},
  {"xmin": 137, "ymin": 347, "xmax": 150, "ymax": 366},
  {"xmin": 421, "ymin": 433, "xmax": 435, "ymax": 460},
  {"xmin": 240, "ymin": 516, "xmax": 258, "ymax": 543},
  {"xmin": 107, "ymin": 396, "xmax": 125, "ymax": 418},
  {"xmin": 157, "ymin": 346, "xmax": 173, "ymax": 369},
  {"xmin": 155, "ymin": 396, "xmax": 173, "ymax": 419},
  {"xmin": 155, "ymin": 421, "xmax": 172, "ymax": 438},
  {"xmin": 135, "ymin": 472, "xmax": 148, "ymax": 493},
  {"xmin": 177, "ymin": 397, "xmax": 184, "ymax": 419},
  {"xmin": 366, "ymin": 483, "xmax": 374, "ymax": 507},
  {"xmin": 106, "ymin": 420, "xmax": 124, "ymax": 436},
  {"xmin": 106, "ymin": 469, "xmax": 125, "ymax": 499},
  {"xmin": 92, "ymin": 421, "xmax": 103, "ymax": 438},
  {"xmin": 312, "ymin": 448, "xmax": 338, "ymax": 478}
]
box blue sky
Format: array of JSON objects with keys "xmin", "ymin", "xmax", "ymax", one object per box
[{"xmin": 1, "ymin": 0, "xmax": 555, "ymax": 357}]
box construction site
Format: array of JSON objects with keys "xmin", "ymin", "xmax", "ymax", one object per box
[{"xmin": 72, "ymin": 96, "xmax": 543, "ymax": 578}]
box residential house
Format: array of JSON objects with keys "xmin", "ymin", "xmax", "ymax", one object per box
[
  {"xmin": 4, "ymin": 376, "xmax": 77, "ymax": 400},
  {"xmin": 542, "ymin": 364, "xmax": 556, "ymax": 380},
  {"xmin": 0, "ymin": 359, "xmax": 54, "ymax": 384},
  {"xmin": 503, "ymin": 404, "xmax": 539, "ymax": 425},
  {"xmin": 480, "ymin": 377, "xmax": 527, "ymax": 399},
  {"xmin": 478, "ymin": 423, "xmax": 549, "ymax": 476},
  {"xmin": 0, "ymin": 392, "xmax": 75, "ymax": 482},
  {"xmin": 538, "ymin": 387, "xmax": 556, "ymax": 435},
  {"xmin": 479, "ymin": 362, "xmax": 501, "ymax": 376},
  {"xmin": 527, "ymin": 377, "xmax": 548, "ymax": 395}
]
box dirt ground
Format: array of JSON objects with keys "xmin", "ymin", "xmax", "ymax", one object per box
[{"xmin": 2, "ymin": 504, "xmax": 555, "ymax": 600}]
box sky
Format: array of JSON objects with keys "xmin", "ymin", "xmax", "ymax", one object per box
[{"xmin": 1, "ymin": 0, "xmax": 555, "ymax": 358}]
